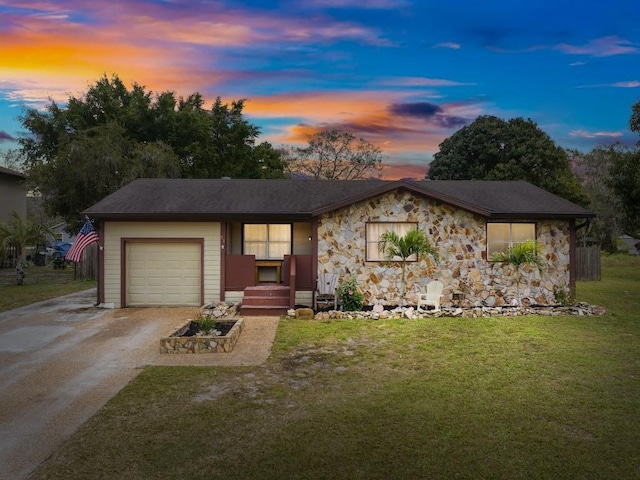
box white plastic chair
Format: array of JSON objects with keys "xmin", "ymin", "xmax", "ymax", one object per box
[
  {"xmin": 417, "ymin": 280, "xmax": 444, "ymax": 311},
  {"xmin": 314, "ymin": 273, "xmax": 339, "ymax": 310}
]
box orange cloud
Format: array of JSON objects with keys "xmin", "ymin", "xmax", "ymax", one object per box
[
  {"xmin": 244, "ymin": 90, "xmax": 480, "ymax": 157},
  {"xmin": 0, "ymin": 23, "xmax": 234, "ymax": 107},
  {"xmin": 0, "ymin": 2, "xmax": 394, "ymax": 109},
  {"xmin": 245, "ymin": 90, "xmax": 402, "ymax": 121}
]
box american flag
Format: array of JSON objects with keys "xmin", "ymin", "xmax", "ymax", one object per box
[{"xmin": 65, "ymin": 218, "xmax": 99, "ymax": 263}]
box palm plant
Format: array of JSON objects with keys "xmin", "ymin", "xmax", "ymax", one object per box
[
  {"xmin": 0, "ymin": 212, "xmax": 54, "ymax": 284},
  {"xmin": 378, "ymin": 228, "xmax": 439, "ymax": 305},
  {"xmin": 489, "ymin": 239, "xmax": 544, "ymax": 305}
]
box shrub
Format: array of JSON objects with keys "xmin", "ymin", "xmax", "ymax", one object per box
[
  {"xmin": 337, "ymin": 275, "xmax": 364, "ymax": 311},
  {"xmin": 194, "ymin": 313, "xmax": 215, "ymax": 332},
  {"xmin": 553, "ymin": 286, "xmax": 573, "ymax": 306}
]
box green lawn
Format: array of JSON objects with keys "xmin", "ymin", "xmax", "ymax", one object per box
[
  {"xmin": 0, "ymin": 265, "xmax": 96, "ymax": 312},
  {"xmin": 32, "ymin": 256, "xmax": 640, "ymax": 479}
]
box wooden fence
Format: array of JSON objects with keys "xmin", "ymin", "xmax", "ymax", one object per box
[
  {"xmin": 0, "ymin": 245, "xmax": 18, "ymax": 268},
  {"xmin": 74, "ymin": 242, "xmax": 98, "ymax": 280},
  {"xmin": 576, "ymin": 246, "xmax": 601, "ymax": 281}
]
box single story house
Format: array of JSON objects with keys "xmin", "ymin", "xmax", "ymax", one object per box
[
  {"xmin": 0, "ymin": 166, "xmax": 27, "ymax": 223},
  {"xmin": 84, "ymin": 178, "xmax": 595, "ymax": 313}
]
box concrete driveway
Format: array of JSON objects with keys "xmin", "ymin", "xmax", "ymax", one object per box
[{"xmin": 0, "ymin": 289, "xmax": 278, "ymax": 479}]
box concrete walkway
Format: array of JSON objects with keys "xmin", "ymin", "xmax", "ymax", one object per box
[{"xmin": 0, "ymin": 289, "xmax": 278, "ymax": 479}]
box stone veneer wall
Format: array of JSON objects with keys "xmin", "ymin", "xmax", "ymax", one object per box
[{"xmin": 317, "ymin": 190, "xmax": 571, "ymax": 307}]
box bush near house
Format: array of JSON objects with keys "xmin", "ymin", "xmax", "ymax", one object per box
[{"xmin": 336, "ymin": 275, "xmax": 364, "ymax": 311}]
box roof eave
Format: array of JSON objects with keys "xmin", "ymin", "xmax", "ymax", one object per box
[
  {"xmin": 310, "ymin": 180, "xmax": 494, "ymax": 217},
  {"xmin": 487, "ymin": 212, "xmax": 597, "ymax": 219},
  {"xmin": 84, "ymin": 212, "xmax": 313, "ymax": 222}
]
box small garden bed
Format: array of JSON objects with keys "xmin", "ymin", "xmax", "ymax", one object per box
[{"xmin": 160, "ymin": 315, "xmax": 244, "ymax": 354}]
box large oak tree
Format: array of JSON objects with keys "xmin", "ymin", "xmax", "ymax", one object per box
[
  {"xmin": 427, "ymin": 115, "xmax": 587, "ymax": 205},
  {"xmin": 19, "ymin": 74, "xmax": 285, "ymax": 231}
]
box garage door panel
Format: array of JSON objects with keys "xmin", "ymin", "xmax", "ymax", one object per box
[
  {"xmin": 126, "ymin": 242, "xmax": 202, "ymax": 307},
  {"xmin": 164, "ymin": 278, "xmax": 184, "ymax": 287}
]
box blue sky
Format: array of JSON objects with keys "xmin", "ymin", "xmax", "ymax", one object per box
[{"xmin": 1, "ymin": 0, "xmax": 638, "ymax": 178}]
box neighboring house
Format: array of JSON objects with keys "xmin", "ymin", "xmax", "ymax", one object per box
[
  {"xmin": 619, "ymin": 235, "xmax": 640, "ymax": 255},
  {"xmin": 84, "ymin": 179, "xmax": 595, "ymax": 312},
  {"xmin": 50, "ymin": 222, "xmax": 77, "ymax": 244},
  {"xmin": 0, "ymin": 166, "xmax": 27, "ymax": 223}
]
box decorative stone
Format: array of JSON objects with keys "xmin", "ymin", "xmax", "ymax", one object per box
[
  {"xmin": 295, "ymin": 308, "xmax": 315, "ymax": 320},
  {"xmin": 303, "ymin": 303, "xmax": 605, "ymax": 320},
  {"xmin": 201, "ymin": 301, "xmax": 240, "ymax": 318},
  {"xmin": 160, "ymin": 318, "xmax": 244, "ymax": 354}
]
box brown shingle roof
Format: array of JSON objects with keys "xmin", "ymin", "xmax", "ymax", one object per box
[{"xmin": 83, "ymin": 178, "xmax": 594, "ymax": 220}]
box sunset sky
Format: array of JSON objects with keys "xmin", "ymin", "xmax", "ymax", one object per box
[{"xmin": 1, "ymin": 0, "xmax": 639, "ymax": 179}]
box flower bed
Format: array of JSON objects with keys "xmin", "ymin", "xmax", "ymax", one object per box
[{"xmin": 160, "ymin": 318, "xmax": 244, "ymax": 354}]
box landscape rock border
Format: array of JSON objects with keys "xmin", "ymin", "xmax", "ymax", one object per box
[
  {"xmin": 296, "ymin": 302, "xmax": 606, "ymax": 321},
  {"xmin": 160, "ymin": 318, "xmax": 244, "ymax": 354}
]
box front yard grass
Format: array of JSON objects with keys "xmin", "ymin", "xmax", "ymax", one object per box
[
  {"xmin": 0, "ymin": 265, "xmax": 96, "ymax": 312},
  {"xmin": 32, "ymin": 256, "xmax": 640, "ymax": 479}
]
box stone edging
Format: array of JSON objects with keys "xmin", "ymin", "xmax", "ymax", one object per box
[
  {"xmin": 160, "ymin": 318, "xmax": 244, "ymax": 353},
  {"xmin": 303, "ymin": 302, "xmax": 606, "ymax": 320}
]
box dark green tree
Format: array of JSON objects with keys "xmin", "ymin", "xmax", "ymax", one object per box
[
  {"xmin": 630, "ymin": 98, "xmax": 640, "ymax": 134},
  {"xmin": 0, "ymin": 149, "xmax": 25, "ymax": 171},
  {"xmin": 427, "ymin": 115, "xmax": 587, "ymax": 205},
  {"xmin": 202, "ymin": 98, "xmax": 286, "ymax": 179},
  {"xmin": 19, "ymin": 74, "xmax": 284, "ymax": 230},
  {"xmin": 605, "ymin": 98, "xmax": 640, "ymax": 237},
  {"xmin": 571, "ymin": 146, "xmax": 627, "ymax": 251},
  {"xmin": 27, "ymin": 123, "xmax": 181, "ymax": 231},
  {"xmin": 607, "ymin": 147, "xmax": 640, "ymax": 237}
]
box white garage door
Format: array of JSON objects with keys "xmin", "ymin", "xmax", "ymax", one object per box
[{"xmin": 126, "ymin": 242, "xmax": 202, "ymax": 306}]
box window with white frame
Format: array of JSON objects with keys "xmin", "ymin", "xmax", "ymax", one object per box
[
  {"xmin": 487, "ymin": 222, "xmax": 536, "ymax": 256},
  {"xmin": 366, "ymin": 222, "xmax": 418, "ymax": 261},
  {"xmin": 244, "ymin": 224, "xmax": 291, "ymax": 259}
]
